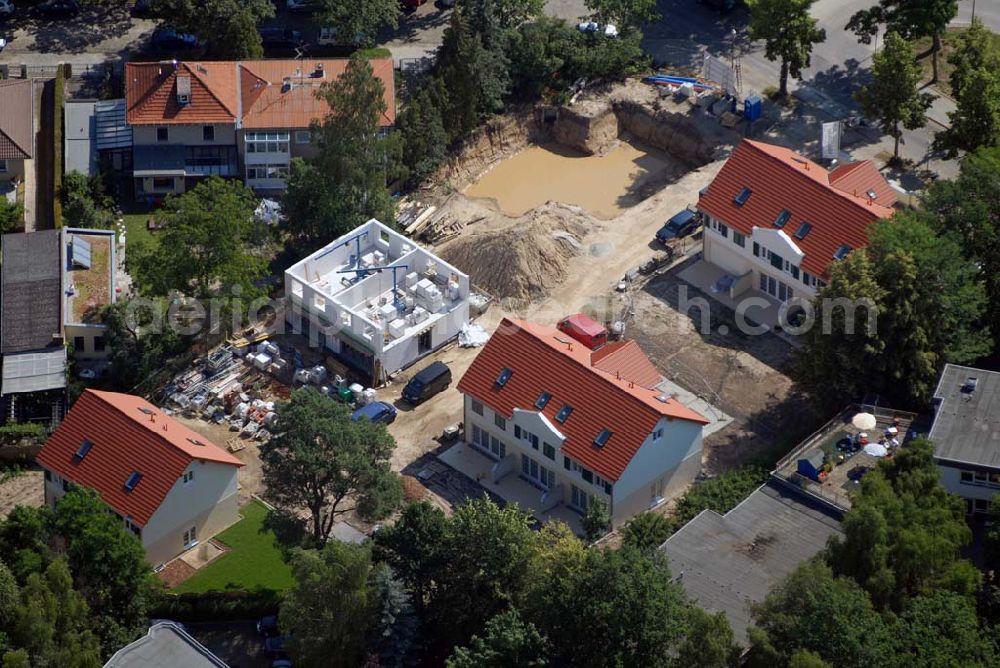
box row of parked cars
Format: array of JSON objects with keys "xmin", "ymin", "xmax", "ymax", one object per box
[
  {"xmin": 0, "ymin": 0, "xmax": 83, "ymax": 18},
  {"xmin": 350, "ymin": 361, "xmax": 452, "ymax": 425}
]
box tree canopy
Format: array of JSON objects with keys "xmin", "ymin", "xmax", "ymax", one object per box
[
  {"xmin": 315, "ymin": 0, "xmax": 399, "ymax": 49},
  {"xmin": 260, "ymin": 389, "xmax": 402, "ymax": 546},
  {"xmin": 846, "ymin": 0, "xmax": 958, "ymax": 82},
  {"xmin": 747, "ymin": 0, "xmax": 826, "ymax": 96},
  {"xmin": 130, "ymin": 176, "xmax": 268, "ymax": 301},
  {"xmin": 152, "ymin": 0, "xmax": 274, "ymax": 58},
  {"xmin": 855, "ymin": 31, "xmax": 935, "ymax": 161},
  {"xmin": 934, "ymin": 20, "xmax": 1000, "ymax": 156},
  {"xmin": 283, "ymin": 54, "xmax": 400, "ymax": 250},
  {"xmin": 447, "ymin": 609, "xmax": 548, "ymax": 668}
]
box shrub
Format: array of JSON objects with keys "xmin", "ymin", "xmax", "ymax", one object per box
[
  {"xmin": 53, "ymin": 64, "xmax": 65, "ymax": 228},
  {"xmin": 150, "ymin": 590, "xmax": 283, "ymax": 622}
]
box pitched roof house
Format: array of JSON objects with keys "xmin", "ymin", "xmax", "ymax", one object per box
[
  {"xmin": 697, "ymin": 139, "xmax": 895, "ymax": 304},
  {"xmin": 124, "ymin": 58, "xmax": 395, "ymax": 196},
  {"xmin": 0, "ymin": 78, "xmax": 34, "ymax": 161},
  {"xmin": 37, "ymin": 390, "xmax": 243, "ymax": 568},
  {"xmin": 455, "ymin": 319, "xmax": 708, "ymax": 527}
]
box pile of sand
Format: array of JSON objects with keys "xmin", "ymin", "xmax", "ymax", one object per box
[{"xmin": 439, "ymin": 203, "xmax": 593, "ymax": 303}]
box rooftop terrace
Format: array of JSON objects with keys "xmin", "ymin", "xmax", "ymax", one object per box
[{"xmin": 772, "ymin": 403, "xmax": 918, "ymax": 513}]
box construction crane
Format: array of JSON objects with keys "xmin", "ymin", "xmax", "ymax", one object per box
[{"xmin": 337, "ymin": 264, "xmax": 410, "ymax": 311}]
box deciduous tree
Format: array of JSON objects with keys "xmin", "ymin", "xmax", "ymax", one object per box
[
  {"xmin": 676, "ymin": 607, "xmax": 741, "ymax": 668},
  {"xmin": 447, "ymin": 609, "xmax": 548, "ymax": 667},
  {"xmin": 581, "ymin": 498, "xmax": 610, "ymax": 541},
  {"xmin": 315, "ymin": 0, "xmax": 400, "ymax": 49},
  {"xmin": 372, "ymin": 501, "xmax": 447, "ymax": 615},
  {"xmin": 260, "ymin": 389, "xmax": 402, "ymax": 546},
  {"xmin": 935, "ymin": 20, "xmax": 1000, "ymax": 155},
  {"xmin": 584, "ymin": 0, "xmax": 659, "ymax": 30},
  {"xmin": 855, "ymin": 31, "xmax": 935, "ymax": 161},
  {"xmin": 281, "ymin": 541, "xmax": 373, "ymax": 667},
  {"xmin": 0, "ymin": 198, "xmax": 23, "ymax": 234},
  {"xmin": 283, "ymin": 54, "xmax": 401, "ymax": 249},
  {"xmin": 153, "ymin": 0, "xmax": 274, "ymax": 58},
  {"xmin": 130, "ymin": 176, "xmax": 268, "ymax": 300},
  {"xmin": 747, "ymin": 0, "xmax": 826, "ymax": 97},
  {"xmin": 621, "ymin": 511, "xmax": 674, "ymax": 554}
]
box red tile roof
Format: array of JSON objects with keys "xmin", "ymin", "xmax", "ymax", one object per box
[
  {"xmin": 36, "ymin": 390, "xmax": 242, "ymax": 526},
  {"xmin": 829, "ymin": 160, "xmax": 898, "ymax": 207},
  {"xmin": 125, "ymin": 58, "xmax": 395, "ymax": 129},
  {"xmin": 0, "ymin": 79, "xmax": 33, "ymax": 160},
  {"xmin": 239, "ymin": 58, "xmax": 395, "ymax": 129},
  {"xmin": 591, "ymin": 340, "xmax": 664, "ymax": 390},
  {"xmin": 457, "ymin": 319, "xmax": 707, "ymax": 482},
  {"xmin": 126, "ymin": 62, "xmax": 239, "ymax": 125},
  {"xmin": 698, "ymin": 140, "xmax": 895, "ymax": 279}
]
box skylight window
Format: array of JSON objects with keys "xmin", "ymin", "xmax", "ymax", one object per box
[
  {"xmin": 137, "ymin": 407, "xmax": 155, "ymax": 415},
  {"xmin": 734, "ymin": 187, "xmax": 752, "ymax": 206},
  {"xmin": 495, "ymin": 368, "xmax": 513, "ymax": 388},
  {"xmin": 773, "ymin": 210, "xmax": 791, "ymax": 228},
  {"xmin": 555, "ymin": 404, "xmax": 573, "ymax": 423},
  {"xmin": 866, "ymin": 189, "xmax": 878, "ymax": 200},
  {"xmin": 187, "ymin": 438, "xmax": 205, "ymax": 446},
  {"xmin": 535, "ymin": 392, "xmax": 552, "ymax": 410},
  {"xmin": 74, "ymin": 439, "xmax": 93, "ymax": 461},
  {"xmin": 794, "ymin": 222, "xmax": 812, "ymax": 240},
  {"xmin": 594, "ymin": 429, "xmax": 612, "ymax": 448},
  {"xmin": 833, "ymin": 244, "xmax": 852, "ymax": 261},
  {"xmin": 124, "ymin": 471, "xmax": 143, "ymax": 492}
]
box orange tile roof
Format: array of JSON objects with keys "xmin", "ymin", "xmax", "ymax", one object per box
[
  {"xmin": 591, "ymin": 340, "xmax": 664, "ymax": 390},
  {"xmin": 457, "ymin": 319, "xmax": 707, "ymax": 482},
  {"xmin": 829, "ymin": 160, "xmax": 898, "ymax": 207},
  {"xmin": 698, "ymin": 140, "xmax": 895, "ymax": 279},
  {"xmin": 125, "ymin": 58, "xmax": 395, "ymax": 129},
  {"xmin": 239, "ymin": 58, "xmax": 395, "ymax": 129},
  {"xmin": 36, "ymin": 390, "xmax": 242, "ymax": 526},
  {"xmin": 126, "ymin": 61, "xmax": 239, "ymax": 125}
]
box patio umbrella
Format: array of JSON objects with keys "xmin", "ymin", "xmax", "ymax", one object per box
[
  {"xmin": 863, "ymin": 442, "xmax": 888, "ymax": 457},
  {"xmin": 852, "ymin": 412, "xmax": 877, "ymax": 430}
]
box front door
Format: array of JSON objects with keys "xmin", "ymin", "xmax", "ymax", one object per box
[{"xmin": 418, "ymin": 329, "xmax": 432, "ymax": 354}]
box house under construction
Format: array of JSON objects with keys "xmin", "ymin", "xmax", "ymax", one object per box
[{"xmin": 284, "ymin": 219, "xmax": 470, "ymax": 385}]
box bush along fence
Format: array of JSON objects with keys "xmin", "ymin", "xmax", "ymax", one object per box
[
  {"xmin": 150, "ymin": 589, "xmax": 283, "ymax": 623},
  {"xmin": 53, "ymin": 64, "xmax": 64, "ymax": 228}
]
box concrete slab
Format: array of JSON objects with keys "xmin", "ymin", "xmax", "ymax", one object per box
[
  {"xmin": 677, "ymin": 259, "xmax": 787, "ymax": 332},
  {"xmin": 330, "ymin": 521, "xmax": 367, "ymax": 545},
  {"xmin": 438, "ymin": 442, "xmax": 584, "ymax": 535}
]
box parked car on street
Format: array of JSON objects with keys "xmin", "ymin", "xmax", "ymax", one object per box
[
  {"xmin": 286, "ymin": 0, "xmax": 317, "ymax": 12},
  {"xmin": 656, "ymin": 208, "xmax": 701, "ymax": 244},
  {"xmin": 0, "ymin": 1, "xmax": 14, "ymax": 18},
  {"xmin": 260, "ymin": 27, "xmax": 303, "ymax": 49},
  {"xmin": 264, "ymin": 635, "xmax": 287, "ymax": 658},
  {"xmin": 36, "ymin": 0, "xmax": 79, "ymax": 17},
  {"xmin": 257, "ymin": 615, "xmax": 279, "ymax": 637},
  {"xmin": 151, "ymin": 27, "xmax": 199, "ymax": 51},
  {"xmin": 351, "ymin": 401, "xmax": 397, "ymax": 425}
]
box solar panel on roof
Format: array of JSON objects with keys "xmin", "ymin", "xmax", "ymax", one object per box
[
  {"xmin": 71, "ymin": 236, "xmax": 92, "ymax": 269},
  {"xmin": 124, "ymin": 471, "xmax": 143, "ymax": 492},
  {"xmin": 794, "ymin": 222, "xmax": 812, "ymax": 240},
  {"xmin": 734, "ymin": 187, "xmax": 752, "ymax": 206},
  {"xmin": 773, "ymin": 210, "xmax": 791, "ymax": 228}
]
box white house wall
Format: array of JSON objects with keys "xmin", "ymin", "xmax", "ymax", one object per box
[
  {"xmin": 141, "ymin": 460, "xmax": 240, "ymax": 568},
  {"xmin": 938, "ymin": 463, "xmax": 1000, "ymax": 506},
  {"xmin": 612, "ymin": 417, "xmax": 703, "ymax": 523}
]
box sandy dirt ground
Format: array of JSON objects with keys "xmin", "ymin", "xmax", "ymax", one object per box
[{"xmin": 0, "ymin": 468, "xmax": 44, "ymax": 519}]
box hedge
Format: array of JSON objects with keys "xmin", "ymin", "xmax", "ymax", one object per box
[
  {"xmin": 53, "ymin": 64, "xmax": 64, "ymax": 228},
  {"xmin": 150, "ymin": 589, "xmax": 283, "ymax": 623}
]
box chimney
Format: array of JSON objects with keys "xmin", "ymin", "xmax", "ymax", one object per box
[
  {"xmin": 162, "ymin": 423, "xmax": 168, "ymax": 431},
  {"xmin": 313, "ymin": 62, "xmax": 325, "ymax": 78},
  {"xmin": 281, "ymin": 77, "xmax": 293, "ymax": 93}
]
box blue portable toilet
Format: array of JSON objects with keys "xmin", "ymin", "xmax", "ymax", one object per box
[{"xmin": 744, "ymin": 94, "xmax": 763, "ymax": 121}]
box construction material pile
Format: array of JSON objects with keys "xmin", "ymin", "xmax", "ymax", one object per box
[{"xmin": 438, "ymin": 203, "xmax": 591, "ymax": 303}]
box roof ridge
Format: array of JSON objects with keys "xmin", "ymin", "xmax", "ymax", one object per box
[{"xmin": 87, "ymin": 389, "xmax": 198, "ymax": 464}]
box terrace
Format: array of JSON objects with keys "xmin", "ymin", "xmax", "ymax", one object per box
[{"xmin": 772, "ymin": 403, "xmax": 918, "ymax": 514}]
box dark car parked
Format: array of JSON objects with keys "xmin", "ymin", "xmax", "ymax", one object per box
[
  {"xmin": 265, "ymin": 635, "xmax": 287, "ymax": 658},
  {"xmin": 402, "ymin": 361, "xmax": 451, "ymax": 405},
  {"xmin": 151, "ymin": 27, "xmax": 199, "ymax": 51},
  {"xmin": 655, "ymin": 208, "xmax": 700, "ymax": 244},
  {"xmin": 260, "ymin": 27, "xmax": 303, "ymax": 49},
  {"xmin": 36, "ymin": 0, "xmax": 80, "ymax": 17},
  {"xmin": 351, "ymin": 401, "xmax": 397, "ymax": 425},
  {"xmin": 257, "ymin": 615, "xmax": 279, "ymax": 637}
]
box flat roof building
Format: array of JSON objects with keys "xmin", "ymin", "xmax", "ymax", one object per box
[{"xmin": 284, "ymin": 219, "xmax": 470, "ymax": 384}]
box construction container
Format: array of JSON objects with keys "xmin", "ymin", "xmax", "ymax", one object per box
[
  {"xmin": 362, "ymin": 388, "xmax": 377, "ymax": 405},
  {"xmin": 388, "ymin": 318, "xmax": 407, "ymax": 339},
  {"xmin": 412, "ymin": 306, "xmax": 429, "ymax": 323},
  {"xmin": 309, "ymin": 365, "xmax": 328, "ymax": 384},
  {"xmin": 253, "ymin": 353, "xmax": 272, "ymax": 370},
  {"xmin": 264, "ymin": 342, "xmax": 280, "ymax": 358},
  {"xmin": 337, "ymin": 387, "xmax": 354, "ymax": 402},
  {"xmin": 349, "ymin": 383, "xmax": 364, "ymax": 401},
  {"xmin": 416, "ymin": 278, "xmax": 435, "ymax": 296},
  {"xmin": 405, "ymin": 271, "xmax": 419, "ymax": 288},
  {"xmin": 294, "ymin": 368, "xmax": 310, "ymax": 384},
  {"xmin": 379, "ymin": 303, "xmax": 398, "ymax": 321}
]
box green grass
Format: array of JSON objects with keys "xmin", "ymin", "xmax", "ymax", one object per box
[
  {"xmin": 122, "ymin": 213, "xmax": 159, "ymax": 250},
  {"xmin": 171, "ymin": 500, "xmax": 295, "ymax": 594}
]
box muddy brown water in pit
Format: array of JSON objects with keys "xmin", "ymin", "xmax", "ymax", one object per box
[{"xmin": 464, "ymin": 139, "xmax": 678, "ymax": 219}]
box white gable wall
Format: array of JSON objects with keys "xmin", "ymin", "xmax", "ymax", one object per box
[
  {"xmin": 142, "ymin": 460, "xmax": 240, "ymax": 568},
  {"xmin": 612, "ymin": 417, "xmax": 703, "ymax": 523}
]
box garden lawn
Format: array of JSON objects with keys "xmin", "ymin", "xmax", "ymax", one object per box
[
  {"xmin": 122, "ymin": 212, "xmax": 159, "ymax": 251},
  {"xmin": 171, "ymin": 500, "xmax": 295, "ymax": 594}
]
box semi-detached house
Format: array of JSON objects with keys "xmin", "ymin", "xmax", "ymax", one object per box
[
  {"xmin": 457, "ymin": 319, "xmax": 709, "ymax": 526},
  {"xmin": 124, "ymin": 58, "xmax": 394, "ymax": 198},
  {"xmin": 697, "ymin": 139, "xmax": 896, "ymax": 305},
  {"xmin": 37, "ymin": 389, "xmax": 244, "ymax": 569}
]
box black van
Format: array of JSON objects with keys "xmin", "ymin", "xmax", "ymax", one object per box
[{"xmin": 402, "ymin": 361, "xmax": 452, "ymax": 404}]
